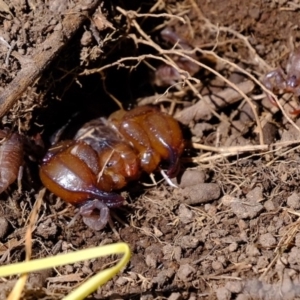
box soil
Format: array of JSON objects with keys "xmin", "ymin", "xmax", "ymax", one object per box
[{"xmin": 2, "ymin": 0, "xmax": 300, "ymax": 299}]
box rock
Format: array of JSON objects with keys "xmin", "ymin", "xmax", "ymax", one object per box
[
  {"xmin": 182, "ymin": 183, "xmax": 221, "ymax": 205},
  {"xmin": 178, "ymin": 204, "xmax": 194, "ymax": 224},
  {"xmin": 231, "ymin": 187, "xmax": 263, "ymax": 219},
  {"xmin": 176, "ymin": 264, "xmax": 195, "ymax": 281},
  {"xmin": 258, "ymin": 233, "xmax": 276, "ymax": 248}
]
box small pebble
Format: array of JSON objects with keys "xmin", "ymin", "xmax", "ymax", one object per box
[
  {"xmin": 231, "ymin": 187, "xmax": 263, "ymax": 219},
  {"xmin": 225, "ymin": 281, "xmax": 243, "ymax": 293},
  {"xmin": 81, "ymin": 31, "xmax": 93, "ymax": 46},
  {"xmin": 28, "ymin": 269, "xmax": 52, "ymax": 288},
  {"xmin": 287, "ymin": 192, "xmax": 300, "ymax": 209},
  {"xmin": 175, "ymin": 169, "xmax": 206, "ymax": 188},
  {"xmin": 216, "ymin": 287, "xmax": 231, "ymax": 300},
  {"xmin": 246, "ymin": 244, "xmax": 260, "ymax": 257},
  {"xmin": 178, "ymin": 204, "xmax": 194, "ymax": 224},
  {"xmin": 228, "ymin": 242, "xmax": 238, "ymax": 252},
  {"xmin": 168, "ymin": 292, "xmax": 182, "ymax": 300},
  {"xmin": 179, "ymin": 235, "xmax": 199, "ymax": 249},
  {"xmin": 182, "ymin": 183, "xmax": 221, "ymax": 205},
  {"xmin": 212, "ymin": 260, "xmax": 223, "ymax": 271},
  {"xmin": 176, "ymin": 264, "xmax": 195, "ymax": 281},
  {"xmin": 258, "ymin": 233, "xmax": 276, "ymax": 248},
  {"xmin": 145, "ymin": 254, "xmax": 157, "ymax": 268},
  {"xmin": 115, "ymin": 277, "xmax": 128, "ymax": 286},
  {"xmin": 264, "ymin": 199, "xmax": 276, "ymax": 211}
]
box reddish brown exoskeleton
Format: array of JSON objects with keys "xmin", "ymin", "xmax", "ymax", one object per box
[
  {"xmin": 0, "ymin": 129, "xmax": 23, "ymax": 194},
  {"xmin": 40, "ymin": 106, "xmax": 184, "ymax": 230}
]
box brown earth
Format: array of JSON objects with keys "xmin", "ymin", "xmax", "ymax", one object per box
[{"xmin": 1, "ymin": 0, "xmax": 300, "ymax": 299}]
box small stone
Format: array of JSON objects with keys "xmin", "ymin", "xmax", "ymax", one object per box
[
  {"xmin": 205, "ymin": 204, "xmax": 217, "ymax": 215},
  {"xmin": 258, "ymin": 233, "xmax": 276, "ymax": 248},
  {"xmin": 212, "ymin": 260, "xmax": 223, "ymax": 271},
  {"xmin": 162, "ymin": 245, "xmax": 181, "ymax": 262},
  {"xmin": 246, "ymin": 244, "xmax": 260, "ymax": 257},
  {"xmin": 179, "ymin": 235, "xmax": 199, "ymax": 249},
  {"xmin": 188, "ymin": 292, "xmax": 197, "ymax": 300},
  {"xmin": 28, "ymin": 269, "xmax": 52, "ymax": 288},
  {"xmin": 145, "ymin": 254, "xmax": 157, "ymax": 268},
  {"xmin": 162, "ymin": 244, "xmax": 173, "ymax": 259},
  {"xmin": 191, "ymin": 123, "xmax": 213, "ymax": 138},
  {"xmin": 182, "ymin": 183, "xmax": 221, "ymax": 205},
  {"xmin": 173, "ymin": 246, "xmax": 182, "ymax": 262},
  {"xmin": 80, "ymin": 31, "xmax": 93, "ymax": 46},
  {"xmin": 36, "ymin": 219, "xmax": 57, "ymax": 238},
  {"xmin": 115, "ymin": 276, "xmax": 128, "ymax": 286},
  {"xmin": 231, "ymin": 188, "xmax": 263, "ymax": 219},
  {"xmin": 228, "ymin": 242, "xmax": 238, "ymax": 252},
  {"xmin": 152, "ymin": 269, "xmax": 175, "ymax": 287},
  {"xmin": 295, "ymin": 233, "xmax": 300, "ymax": 247},
  {"xmin": 257, "ymin": 256, "xmax": 269, "ymax": 269},
  {"xmin": 264, "ymin": 199, "xmax": 276, "ymax": 211},
  {"xmin": 177, "ymin": 264, "xmax": 195, "ymax": 281},
  {"xmin": 221, "ymin": 194, "xmax": 237, "ymax": 206},
  {"xmin": 178, "ymin": 204, "xmax": 194, "ymax": 224},
  {"xmin": 176, "ymin": 169, "xmax": 206, "ymax": 188},
  {"xmin": 288, "ymin": 247, "xmax": 300, "ymax": 265},
  {"xmin": 238, "ymin": 220, "xmax": 248, "ymax": 230},
  {"xmin": 64, "ymin": 265, "xmax": 74, "ymax": 273},
  {"xmin": 287, "ymin": 192, "xmax": 300, "ymax": 209},
  {"xmin": 81, "ymin": 265, "xmax": 92, "ymax": 275},
  {"xmin": 216, "ymin": 287, "xmax": 231, "ymax": 300},
  {"xmin": 225, "ymin": 281, "xmax": 243, "ymax": 293},
  {"xmin": 168, "ymin": 292, "xmax": 182, "ymax": 300}
]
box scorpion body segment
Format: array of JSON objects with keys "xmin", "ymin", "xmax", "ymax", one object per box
[
  {"xmin": 40, "ymin": 106, "xmax": 184, "ymax": 230},
  {"xmin": 0, "ymin": 129, "xmax": 23, "ymax": 194}
]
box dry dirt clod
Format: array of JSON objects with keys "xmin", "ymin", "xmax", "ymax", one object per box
[
  {"xmin": 162, "ymin": 244, "xmax": 182, "ymax": 262},
  {"xmin": 176, "ymin": 264, "xmax": 195, "ymax": 282},
  {"xmin": 228, "ymin": 242, "xmax": 238, "ymax": 252},
  {"xmin": 181, "ymin": 183, "xmax": 221, "ymax": 205},
  {"xmin": 211, "ymin": 260, "xmax": 223, "ymax": 271},
  {"xmin": 152, "ymin": 269, "xmax": 175, "ymax": 288},
  {"xmin": 287, "ymin": 247, "xmax": 300, "ymax": 266},
  {"xmin": 168, "ymin": 293, "xmax": 182, "ymax": 300},
  {"xmin": 174, "ymin": 169, "xmax": 206, "ymax": 188},
  {"xmin": 287, "ymin": 192, "xmax": 300, "ymax": 209},
  {"xmin": 28, "ymin": 269, "xmax": 53, "ymax": 288},
  {"xmin": 178, "ymin": 204, "xmax": 194, "ymax": 224},
  {"xmin": 225, "ymin": 281, "xmax": 243, "ymax": 294},
  {"xmin": 80, "ymin": 30, "xmax": 93, "ymax": 46},
  {"xmin": 246, "ymin": 244, "xmax": 260, "ymax": 257},
  {"xmin": 36, "ymin": 218, "xmax": 57, "ymax": 238},
  {"xmin": 216, "ymin": 287, "xmax": 231, "ymax": 300},
  {"xmin": 258, "ymin": 232, "xmax": 277, "ymax": 248},
  {"xmin": 230, "ymin": 187, "xmax": 264, "ymax": 219},
  {"xmin": 179, "ymin": 235, "xmax": 199, "ymax": 249}
]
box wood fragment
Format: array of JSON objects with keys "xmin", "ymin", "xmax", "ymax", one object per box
[{"xmin": 0, "ymin": 0, "xmax": 103, "ymax": 118}]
